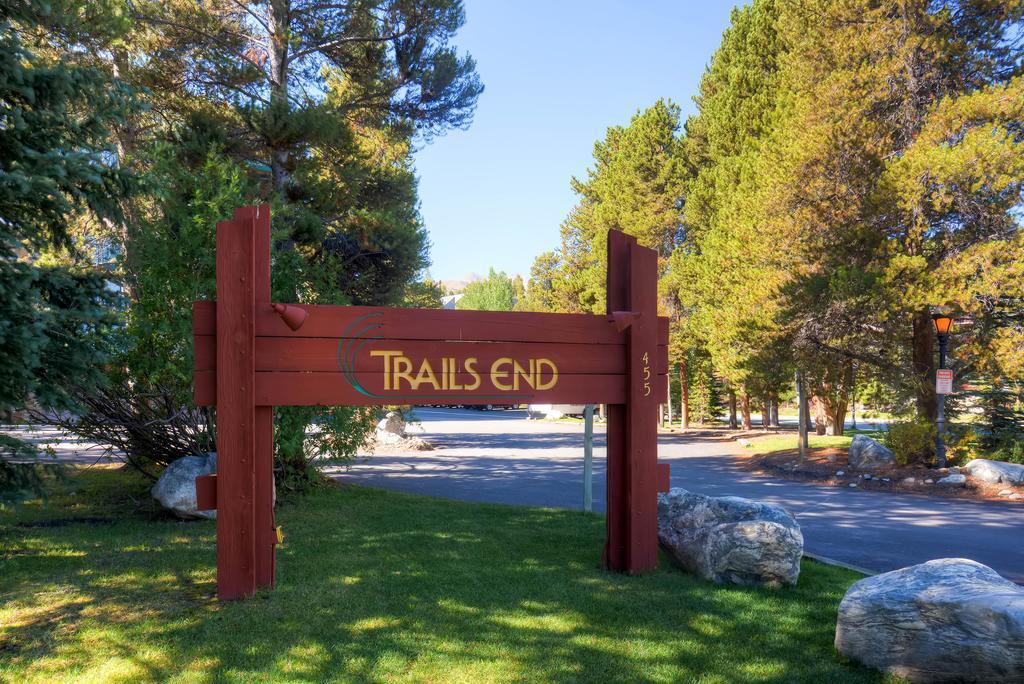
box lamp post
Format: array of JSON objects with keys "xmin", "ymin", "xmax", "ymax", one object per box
[{"xmin": 932, "ymin": 313, "xmax": 954, "ymax": 468}]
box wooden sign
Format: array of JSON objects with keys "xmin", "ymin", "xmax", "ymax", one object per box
[
  {"xmin": 936, "ymin": 368, "xmax": 953, "ymax": 395},
  {"xmin": 193, "ymin": 206, "xmax": 670, "ymax": 600}
]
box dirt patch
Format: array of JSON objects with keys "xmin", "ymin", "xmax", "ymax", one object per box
[{"xmin": 736, "ymin": 447, "xmax": 1024, "ymax": 503}]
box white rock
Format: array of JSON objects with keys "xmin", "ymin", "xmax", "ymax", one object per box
[
  {"xmin": 374, "ymin": 429, "xmax": 405, "ymax": 445},
  {"xmin": 902, "ymin": 477, "xmax": 916, "ymax": 485},
  {"xmin": 849, "ymin": 483, "xmax": 858, "ymax": 488},
  {"xmin": 998, "ymin": 489, "xmax": 1014, "ymax": 497},
  {"xmin": 847, "ymin": 435, "xmax": 895, "ymax": 470},
  {"xmin": 937, "ymin": 473, "xmax": 966, "ymax": 487},
  {"xmin": 152, "ymin": 453, "xmax": 217, "ymax": 519},
  {"xmin": 657, "ymin": 489, "xmax": 803, "ymax": 587},
  {"xmin": 964, "ymin": 459, "xmax": 1024, "ymax": 485},
  {"xmin": 372, "ymin": 410, "xmax": 433, "ymax": 450},
  {"xmin": 835, "ymin": 559, "xmax": 1024, "ymax": 682},
  {"xmin": 376, "ymin": 411, "xmax": 406, "ymax": 436},
  {"xmin": 862, "ymin": 473, "xmax": 872, "ymax": 480},
  {"xmin": 835, "ymin": 470, "xmax": 845, "ymax": 477},
  {"xmin": 925, "ymin": 479, "xmax": 935, "ymax": 484}
]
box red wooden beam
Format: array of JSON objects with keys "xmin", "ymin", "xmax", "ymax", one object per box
[
  {"xmin": 193, "ymin": 300, "xmax": 670, "ymax": 346},
  {"xmin": 195, "ymin": 473, "xmax": 217, "ymax": 511},
  {"xmin": 247, "ymin": 206, "xmax": 276, "ymax": 590},
  {"xmin": 657, "ymin": 463, "xmax": 671, "ymax": 493},
  {"xmin": 603, "ymin": 231, "xmax": 630, "ymax": 572},
  {"xmin": 215, "ymin": 212, "xmax": 257, "ymax": 600},
  {"xmin": 194, "ymin": 336, "xmax": 670, "ymax": 375},
  {"xmin": 624, "ymin": 237, "xmax": 660, "ymax": 573},
  {"xmin": 194, "ymin": 370, "xmax": 667, "ymax": 407}
]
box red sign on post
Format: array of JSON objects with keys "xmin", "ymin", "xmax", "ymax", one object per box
[
  {"xmin": 936, "ymin": 369, "xmax": 953, "ymax": 395},
  {"xmin": 193, "ymin": 206, "xmax": 670, "ymax": 600}
]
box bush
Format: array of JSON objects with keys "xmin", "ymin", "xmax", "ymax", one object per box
[
  {"xmin": 884, "ymin": 420, "xmax": 936, "ymax": 466},
  {"xmin": 991, "ymin": 437, "xmax": 1024, "ymax": 465},
  {"xmin": 948, "ymin": 427, "xmax": 986, "ymax": 466}
]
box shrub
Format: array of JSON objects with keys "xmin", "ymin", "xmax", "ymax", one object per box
[
  {"xmin": 948, "ymin": 427, "xmax": 986, "ymax": 466},
  {"xmin": 884, "ymin": 420, "xmax": 936, "ymax": 466},
  {"xmin": 991, "ymin": 437, "xmax": 1024, "ymax": 465}
]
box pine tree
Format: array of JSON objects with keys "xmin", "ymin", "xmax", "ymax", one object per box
[
  {"xmin": 537, "ymin": 100, "xmax": 686, "ymax": 314},
  {"xmin": 0, "ymin": 0, "xmax": 137, "ymax": 501},
  {"xmin": 517, "ymin": 251, "xmax": 565, "ymax": 312},
  {"xmin": 773, "ymin": 0, "xmax": 1024, "ymax": 424},
  {"xmin": 36, "ymin": 1, "xmax": 483, "ymax": 489},
  {"xmin": 665, "ymin": 0, "xmax": 794, "ymax": 425}
]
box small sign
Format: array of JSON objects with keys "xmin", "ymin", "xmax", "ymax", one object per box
[{"xmin": 936, "ymin": 369, "xmax": 953, "ymax": 395}]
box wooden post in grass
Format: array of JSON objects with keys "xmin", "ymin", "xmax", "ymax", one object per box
[
  {"xmin": 214, "ymin": 209, "xmax": 257, "ymax": 600},
  {"xmin": 602, "ymin": 230, "xmax": 660, "ymax": 574},
  {"xmin": 583, "ymin": 404, "xmax": 594, "ymax": 512}
]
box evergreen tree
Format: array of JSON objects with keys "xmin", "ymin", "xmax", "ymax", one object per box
[
  {"xmin": 36, "ymin": 1, "xmax": 483, "ymax": 490},
  {"xmin": 541, "ymin": 100, "xmax": 686, "ymax": 314},
  {"xmin": 773, "ymin": 0, "xmax": 1024, "ymax": 424},
  {"xmin": 666, "ymin": 0, "xmax": 793, "ymax": 427},
  {"xmin": 517, "ymin": 251, "xmax": 565, "ymax": 312},
  {"xmin": 0, "ymin": 0, "xmax": 136, "ymax": 500}
]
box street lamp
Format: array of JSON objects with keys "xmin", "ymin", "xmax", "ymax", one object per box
[{"xmin": 932, "ymin": 313, "xmax": 955, "ymax": 468}]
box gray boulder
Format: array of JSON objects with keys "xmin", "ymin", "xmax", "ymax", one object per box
[
  {"xmin": 964, "ymin": 458, "xmax": 1024, "ymax": 485},
  {"xmin": 152, "ymin": 453, "xmax": 216, "ymax": 519},
  {"xmin": 372, "ymin": 411, "xmax": 433, "ymax": 451},
  {"xmin": 835, "ymin": 559, "xmax": 1024, "ymax": 682},
  {"xmin": 657, "ymin": 488, "xmax": 803, "ymax": 587},
  {"xmin": 374, "ymin": 411, "xmax": 406, "ymax": 444},
  {"xmin": 936, "ymin": 473, "xmax": 966, "ymax": 487},
  {"xmin": 847, "ymin": 434, "xmax": 895, "ymax": 470}
]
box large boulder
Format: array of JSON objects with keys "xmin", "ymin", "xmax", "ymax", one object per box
[
  {"xmin": 835, "ymin": 558, "xmax": 1024, "ymax": 682},
  {"xmin": 152, "ymin": 452, "xmax": 216, "ymax": 519},
  {"xmin": 964, "ymin": 458, "xmax": 1024, "ymax": 486},
  {"xmin": 374, "ymin": 411, "xmax": 407, "ymax": 445},
  {"xmin": 372, "ymin": 411, "xmax": 433, "ymax": 451},
  {"xmin": 657, "ymin": 488, "xmax": 803, "ymax": 587},
  {"xmin": 847, "ymin": 434, "xmax": 895, "ymax": 470}
]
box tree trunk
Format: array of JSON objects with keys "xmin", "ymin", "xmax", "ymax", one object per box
[
  {"xmin": 912, "ymin": 310, "xmax": 937, "ymax": 421},
  {"xmin": 828, "ymin": 360, "xmax": 853, "ymax": 437},
  {"xmin": 728, "ymin": 390, "xmax": 738, "ymax": 429},
  {"xmin": 770, "ymin": 399, "xmax": 779, "ymax": 428},
  {"xmin": 266, "ymin": 0, "xmax": 293, "ymax": 195},
  {"xmin": 761, "ymin": 398, "xmax": 770, "ymax": 430},
  {"xmin": 740, "ymin": 391, "xmax": 751, "ymax": 430},
  {"xmin": 665, "ymin": 376, "xmax": 672, "ymax": 428},
  {"xmin": 679, "ymin": 358, "xmax": 690, "ymax": 431},
  {"xmin": 811, "ymin": 396, "xmax": 828, "ymax": 435}
]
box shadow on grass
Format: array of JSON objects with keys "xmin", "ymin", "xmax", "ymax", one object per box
[{"xmin": 0, "ymin": 472, "xmax": 882, "ymax": 683}]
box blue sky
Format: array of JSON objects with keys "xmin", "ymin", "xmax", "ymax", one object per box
[{"xmin": 414, "ymin": 0, "xmax": 742, "ymax": 283}]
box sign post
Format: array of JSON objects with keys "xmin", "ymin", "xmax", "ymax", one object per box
[
  {"xmin": 193, "ymin": 207, "xmax": 670, "ymax": 599},
  {"xmin": 583, "ymin": 404, "xmax": 594, "ymax": 512}
]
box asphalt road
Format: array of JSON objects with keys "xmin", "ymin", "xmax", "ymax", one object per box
[{"xmin": 335, "ymin": 407, "xmax": 1024, "ymax": 582}]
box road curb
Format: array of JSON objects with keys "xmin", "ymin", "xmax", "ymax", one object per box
[{"xmin": 802, "ymin": 551, "xmax": 875, "ymax": 576}]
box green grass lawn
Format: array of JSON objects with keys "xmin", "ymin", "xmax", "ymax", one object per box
[
  {"xmin": 743, "ymin": 429, "xmax": 888, "ymax": 456},
  {"xmin": 1, "ymin": 469, "xmax": 885, "ymax": 683},
  {"xmin": 744, "ymin": 434, "xmax": 854, "ymax": 454}
]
